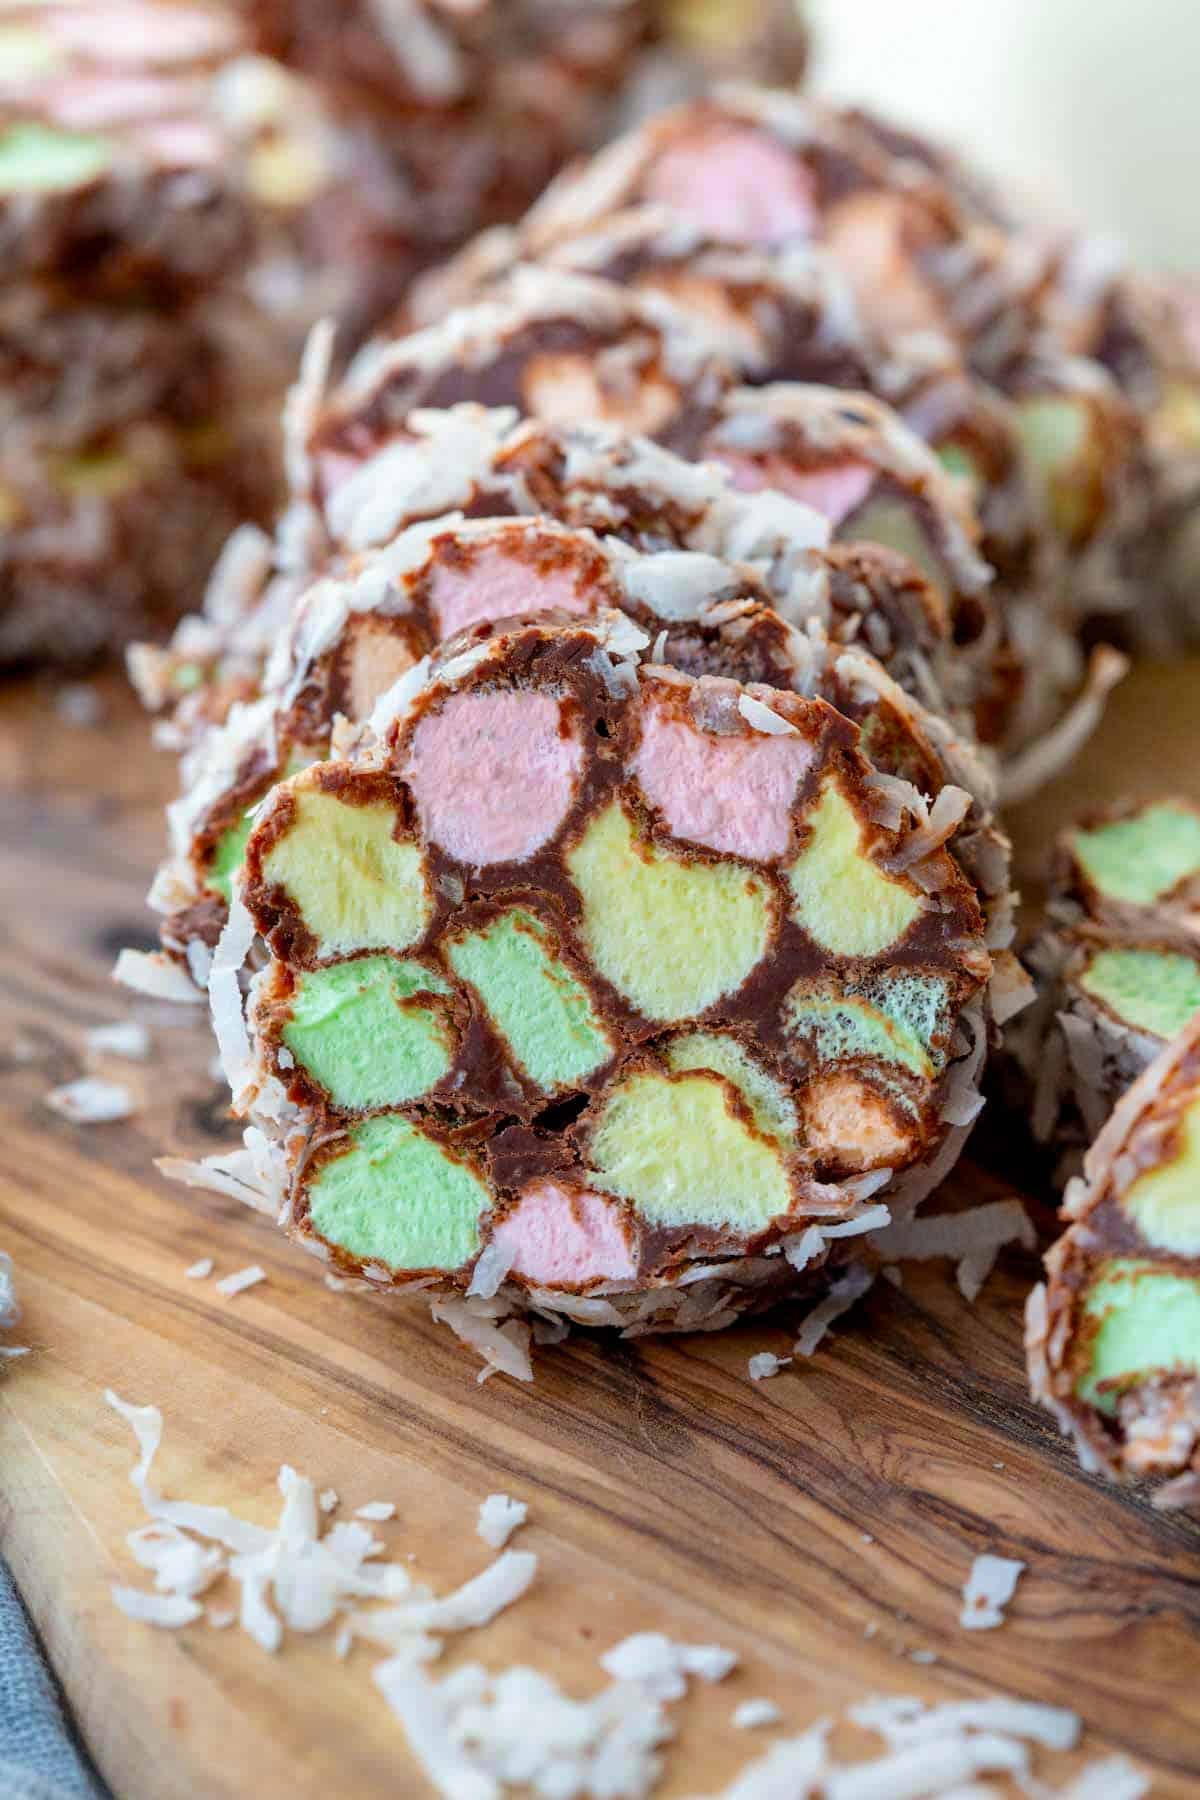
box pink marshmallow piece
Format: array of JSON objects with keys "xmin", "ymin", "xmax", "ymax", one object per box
[
  {"xmin": 492, "ymin": 1182, "xmax": 637, "ymax": 1287},
  {"xmin": 404, "ymin": 687, "xmax": 584, "ymax": 866},
  {"xmin": 715, "ymin": 453, "xmax": 876, "ymax": 527},
  {"xmin": 429, "ymin": 544, "xmax": 594, "ymax": 640},
  {"xmin": 633, "ymin": 692, "xmax": 813, "ymax": 861},
  {"xmin": 643, "ymin": 125, "xmax": 817, "ymax": 246}
]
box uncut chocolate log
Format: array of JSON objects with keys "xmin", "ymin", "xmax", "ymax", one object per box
[
  {"xmin": 1027, "ymin": 1011, "xmax": 1200, "ymax": 1510},
  {"xmin": 1015, "ymin": 799, "xmax": 1200, "ymax": 1150},
  {"xmin": 0, "ymin": 0, "xmax": 290, "ymax": 663},
  {"xmin": 210, "ymin": 610, "xmax": 998, "ymax": 1327},
  {"xmin": 136, "ymin": 416, "xmax": 1013, "ymax": 995},
  {"xmin": 132, "ymin": 271, "xmax": 998, "ymax": 747}
]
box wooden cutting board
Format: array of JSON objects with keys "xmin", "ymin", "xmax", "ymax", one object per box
[{"xmin": 1, "ymin": 667, "xmax": 1198, "ymax": 1800}]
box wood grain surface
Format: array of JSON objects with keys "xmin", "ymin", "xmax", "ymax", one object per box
[{"xmin": 1, "ymin": 667, "xmax": 1198, "ymax": 1799}]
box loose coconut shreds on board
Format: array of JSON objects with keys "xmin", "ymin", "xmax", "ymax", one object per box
[
  {"xmin": 103, "ymin": 1392, "xmax": 536, "ymax": 1656},
  {"xmin": 185, "ymin": 1259, "xmax": 214, "ymax": 1280},
  {"xmin": 959, "ymin": 1555, "xmax": 1026, "ymax": 1631},
  {"xmin": 101, "ymin": 1394, "xmax": 1147, "ymax": 1797},
  {"xmin": 356, "ymin": 1501, "xmax": 397, "ymax": 1522},
  {"xmin": 477, "ymin": 1495, "xmax": 527, "ymax": 1551},
  {"xmin": 695, "ymin": 1699, "xmax": 1147, "ymax": 1800},
  {"xmin": 46, "ymin": 1077, "xmax": 135, "ymax": 1124}
]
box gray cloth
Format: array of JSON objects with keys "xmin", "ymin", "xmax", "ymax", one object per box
[{"xmin": 0, "ymin": 1559, "xmax": 108, "ymax": 1800}]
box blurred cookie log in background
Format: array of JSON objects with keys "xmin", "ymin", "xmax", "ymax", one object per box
[
  {"xmin": 0, "ymin": 1, "xmax": 811, "ymax": 668},
  {"xmin": 0, "ymin": 1, "xmax": 289, "ymax": 665}
]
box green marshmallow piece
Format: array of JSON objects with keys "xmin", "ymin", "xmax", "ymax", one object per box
[
  {"xmin": 1079, "ymin": 946, "xmax": 1200, "ymax": 1041},
  {"xmin": 308, "ymin": 1114, "xmax": 489, "ymax": 1273},
  {"xmin": 566, "ymin": 802, "xmax": 772, "ymax": 1022},
  {"xmin": 839, "ymin": 496, "xmax": 945, "ymax": 596},
  {"xmin": 666, "ymin": 1031, "xmax": 797, "ymax": 1148},
  {"xmin": 1071, "ymin": 804, "xmax": 1200, "ymax": 908},
  {"xmin": 261, "ymin": 787, "xmax": 430, "ymax": 957},
  {"xmin": 207, "ymin": 812, "xmax": 255, "ymax": 903},
  {"xmin": 1076, "ymin": 1258, "xmax": 1200, "ymax": 1414},
  {"xmin": 0, "ymin": 121, "xmax": 112, "ymax": 195},
  {"xmin": 282, "ymin": 956, "xmax": 454, "ymax": 1110},
  {"xmin": 589, "ymin": 1069, "xmax": 793, "ymax": 1233},
  {"xmin": 787, "ymin": 780, "xmax": 921, "ymax": 957},
  {"xmin": 1118, "ymin": 1091, "xmax": 1200, "ymax": 1256},
  {"xmin": 1016, "ymin": 396, "xmax": 1095, "ymax": 538},
  {"xmin": 1017, "ymin": 395, "xmax": 1087, "ymax": 475},
  {"xmin": 785, "ymin": 972, "xmax": 948, "ymax": 1079},
  {"xmin": 936, "ymin": 444, "xmax": 980, "ymax": 489},
  {"xmin": 446, "ymin": 908, "xmax": 611, "ymax": 1094}
]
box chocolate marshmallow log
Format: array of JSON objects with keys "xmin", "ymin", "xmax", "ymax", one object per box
[
  {"xmin": 1027, "ymin": 1012, "xmax": 1200, "ymax": 1509},
  {"xmin": 217, "ymin": 610, "xmax": 997, "ymax": 1328},
  {"xmin": 142, "ymin": 419, "xmax": 1009, "ymax": 983}
]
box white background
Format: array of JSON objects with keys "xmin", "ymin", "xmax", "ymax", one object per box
[{"xmin": 811, "ymin": 0, "xmax": 1199, "ymax": 267}]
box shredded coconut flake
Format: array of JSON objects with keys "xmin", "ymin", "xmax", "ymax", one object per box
[
  {"xmin": 46, "ymin": 1077, "xmax": 134, "ymax": 1124},
  {"xmin": 112, "ymin": 948, "xmax": 205, "ymax": 1004},
  {"xmin": 185, "ymin": 1258, "xmax": 214, "ymax": 1281},
  {"xmin": 111, "ymin": 1586, "xmax": 203, "ymax": 1628},
  {"xmin": 431, "ymin": 1297, "xmax": 534, "ymax": 1384},
  {"xmin": 959, "ymin": 1554, "xmax": 1026, "ymax": 1630},
  {"xmin": 477, "ymin": 1495, "xmax": 527, "ymax": 1551},
  {"xmin": 794, "ymin": 1265, "xmax": 874, "ymax": 1357},
  {"xmin": 215, "ymin": 1265, "xmax": 267, "ymax": 1299},
  {"xmin": 737, "ymin": 693, "xmax": 798, "ymax": 736},
  {"xmin": 732, "ymin": 1699, "xmax": 782, "ymax": 1730},
  {"xmin": 748, "ymin": 1352, "xmax": 790, "ymax": 1382},
  {"xmin": 873, "ymin": 1201, "xmax": 1035, "ymax": 1305},
  {"xmin": 599, "ymin": 1632, "xmax": 737, "ymax": 1702},
  {"xmin": 356, "ymin": 1501, "xmax": 397, "ymax": 1522},
  {"xmin": 86, "ymin": 1021, "xmax": 151, "ymax": 1060}
]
